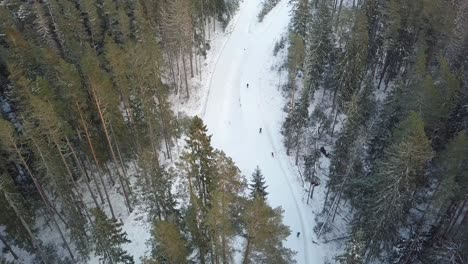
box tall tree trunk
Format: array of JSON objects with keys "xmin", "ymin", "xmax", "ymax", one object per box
[
  {"xmin": 182, "ymin": 52, "xmax": 190, "ymax": 98},
  {"xmin": 66, "ymin": 136, "xmax": 100, "ymax": 208},
  {"xmin": 446, "ymin": 195, "xmax": 468, "ymax": 237},
  {"xmin": 50, "ymin": 214, "xmax": 76, "ymax": 262},
  {"xmin": 295, "ymin": 130, "xmax": 301, "ymax": 165},
  {"xmin": 12, "ymin": 143, "xmax": 67, "ymax": 226},
  {"xmin": 242, "ymin": 237, "xmax": 252, "ymax": 264},
  {"xmin": 109, "ymin": 123, "xmax": 132, "ymax": 197},
  {"xmin": 91, "ymin": 87, "xmax": 132, "ymax": 212},
  {"xmin": 0, "ymin": 233, "xmax": 18, "ymax": 260},
  {"xmin": 53, "ymin": 139, "xmax": 90, "ymax": 224},
  {"xmin": 221, "ymin": 187, "xmax": 227, "ymax": 263},
  {"xmin": 79, "ymin": 110, "xmax": 116, "ymax": 218},
  {"xmin": 322, "ymin": 183, "xmax": 331, "ymax": 213},
  {"xmin": 155, "ymin": 94, "xmax": 172, "ymax": 161},
  {"xmin": 97, "ymin": 164, "xmax": 115, "ymax": 219},
  {"xmin": 190, "ymin": 49, "xmax": 194, "ymax": 78},
  {"xmin": 2, "ymin": 191, "xmax": 47, "ymax": 264},
  {"xmin": 12, "ymin": 140, "xmax": 75, "ymax": 261},
  {"xmin": 83, "ymin": 155, "xmax": 105, "ymax": 204},
  {"xmin": 307, "ymin": 165, "xmax": 316, "ymax": 204},
  {"xmin": 335, "ymin": 0, "xmax": 344, "ymax": 28}
]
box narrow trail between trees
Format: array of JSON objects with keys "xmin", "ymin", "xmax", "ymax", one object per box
[{"xmin": 201, "ymin": 0, "xmax": 327, "ymax": 262}]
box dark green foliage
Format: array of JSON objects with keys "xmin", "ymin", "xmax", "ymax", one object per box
[
  {"xmin": 249, "ymin": 166, "xmax": 268, "ymax": 199},
  {"xmin": 146, "ymin": 220, "xmax": 188, "ymax": 264},
  {"xmin": 242, "ymin": 197, "xmax": 296, "ymax": 264},
  {"xmin": 91, "ymin": 208, "xmax": 134, "ymax": 264},
  {"xmin": 303, "ymin": 0, "xmax": 333, "ymax": 95},
  {"xmin": 288, "ymin": 0, "xmax": 466, "ymax": 262},
  {"xmin": 355, "ymin": 113, "xmax": 433, "ymax": 259},
  {"xmin": 258, "ymin": 0, "xmax": 281, "ymax": 22},
  {"xmin": 289, "ymin": 0, "xmax": 309, "ymax": 37},
  {"xmin": 183, "ymin": 116, "xmax": 216, "ymax": 206}
]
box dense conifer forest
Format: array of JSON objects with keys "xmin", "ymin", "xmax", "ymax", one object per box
[
  {"xmin": 0, "ymin": 0, "xmax": 467, "ymax": 263},
  {"xmin": 283, "ymin": 0, "xmax": 467, "ymax": 263},
  {"xmin": 0, "ymin": 0, "xmax": 294, "ymax": 263}
]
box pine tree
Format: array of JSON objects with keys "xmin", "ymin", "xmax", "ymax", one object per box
[
  {"xmin": 148, "ymin": 221, "xmax": 188, "ymax": 264},
  {"xmin": 207, "ymin": 151, "xmax": 247, "ymax": 263},
  {"xmin": 249, "ymin": 166, "xmax": 268, "ymax": 199},
  {"xmin": 242, "ymin": 197, "xmax": 296, "ymax": 264},
  {"xmin": 0, "ymin": 170, "xmax": 45, "ymax": 261},
  {"xmin": 91, "ymin": 208, "xmax": 134, "ymax": 264},
  {"xmin": 0, "ymin": 118, "xmax": 75, "ymax": 261},
  {"xmin": 81, "ymin": 48, "xmax": 133, "ymax": 213},
  {"xmin": 160, "ymin": 0, "xmax": 194, "ymax": 98}
]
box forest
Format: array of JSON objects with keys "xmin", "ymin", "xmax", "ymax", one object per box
[
  {"xmin": 0, "ymin": 0, "xmax": 467, "ymax": 263},
  {"xmin": 283, "ymin": 0, "xmax": 467, "ymax": 263},
  {"xmin": 0, "ymin": 0, "xmax": 296, "ymax": 263}
]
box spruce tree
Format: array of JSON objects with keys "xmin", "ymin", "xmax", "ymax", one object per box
[
  {"xmin": 290, "ymin": 0, "xmax": 309, "ymax": 38},
  {"xmin": 303, "ymin": 0, "xmax": 333, "ymax": 95},
  {"xmin": 91, "ymin": 208, "xmax": 134, "ymax": 264},
  {"xmin": 249, "ymin": 166, "xmax": 268, "ymax": 199},
  {"xmin": 358, "ymin": 112, "xmax": 433, "ymax": 260},
  {"xmin": 182, "ymin": 116, "xmax": 216, "ymax": 207},
  {"xmin": 181, "ymin": 116, "xmax": 216, "ymax": 264}
]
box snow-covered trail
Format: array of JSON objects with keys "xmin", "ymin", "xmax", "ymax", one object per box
[{"xmin": 201, "ymin": 0, "xmax": 325, "ymax": 263}]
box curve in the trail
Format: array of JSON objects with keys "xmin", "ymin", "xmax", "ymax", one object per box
[
  {"xmin": 201, "ymin": 4, "xmax": 244, "ymax": 118},
  {"xmin": 201, "ymin": 0, "xmax": 324, "ymax": 263}
]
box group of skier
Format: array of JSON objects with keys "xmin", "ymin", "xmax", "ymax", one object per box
[
  {"xmin": 258, "ymin": 127, "xmax": 275, "ymax": 157},
  {"xmin": 251, "ymin": 80, "xmax": 304, "ymax": 240}
]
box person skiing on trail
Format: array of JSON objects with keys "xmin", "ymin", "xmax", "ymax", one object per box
[
  {"xmin": 246, "ymin": 83, "xmax": 249, "ymax": 88},
  {"xmin": 297, "ymin": 232, "xmax": 301, "ymax": 238},
  {"xmin": 259, "ymin": 127, "xmax": 262, "ymax": 133},
  {"xmin": 271, "ymin": 152, "xmax": 274, "ymax": 158}
]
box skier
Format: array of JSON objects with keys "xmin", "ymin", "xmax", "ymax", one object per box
[
  {"xmin": 247, "ymin": 83, "xmax": 249, "ymax": 88},
  {"xmin": 297, "ymin": 232, "xmax": 301, "ymax": 238},
  {"xmin": 259, "ymin": 127, "xmax": 262, "ymax": 133},
  {"xmin": 320, "ymin": 146, "xmax": 330, "ymax": 158},
  {"xmin": 271, "ymin": 152, "xmax": 274, "ymax": 158}
]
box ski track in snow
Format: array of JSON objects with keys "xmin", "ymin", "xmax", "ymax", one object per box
[{"xmin": 201, "ymin": 0, "xmax": 326, "ymax": 263}]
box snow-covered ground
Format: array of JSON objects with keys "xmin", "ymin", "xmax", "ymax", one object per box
[{"xmin": 196, "ymin": 0, "xmax": 339, "ymax": 263}]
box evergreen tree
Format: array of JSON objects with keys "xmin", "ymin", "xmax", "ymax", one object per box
[
  {"xmin": 290, "ymin": 0, "xmax": 309, "ymax": 38},
  {"xmin": 303, "ymin": 0, "xmax": 333, "ymax": 95},
  {"xmin": 91, "ymin": 208, "xmax": 134, "ymax": 264},
  {"xmin": 357, "ymin": 112, "xmax": 433, "ymax": 260},
  {"xmin": 180, "ymin": 116, "xmax": 216, "ymax": 264},
  {"xmin": 207, "ymin": 151, "xmax": 247, "ymax": 263},
  {"xmin": 148, "ymin": 221, "xmax": 188, "ymax": 264},
  {"xmin": 242, "ymin": 197, "xmax": 296, "ymax": 264},
  {"xmin": 182, "ymin": 116, "xmax": 216, "ymax": 208},
  {"xmin": 332, "ymin": 9, "xmax": 369, "ymax": 111},
  {"xmin": 433, "ymin": 131, "xmax": 468, "ymax": 206},
  {"xmin": 287, "ymin": 33, "xmax": 305, "ymax": 110},
  {"xmin": 249, "ymin": 166, "xmax": 268, "ymax": 199},
  {"xmin": 336, "ymin": 230, "xmax": 366, "ymax": 264}
]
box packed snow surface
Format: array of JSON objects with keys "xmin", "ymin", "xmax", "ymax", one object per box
[{"xmin": 200, "ymin": 0, "xmax": 329, "ymax": 263}]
